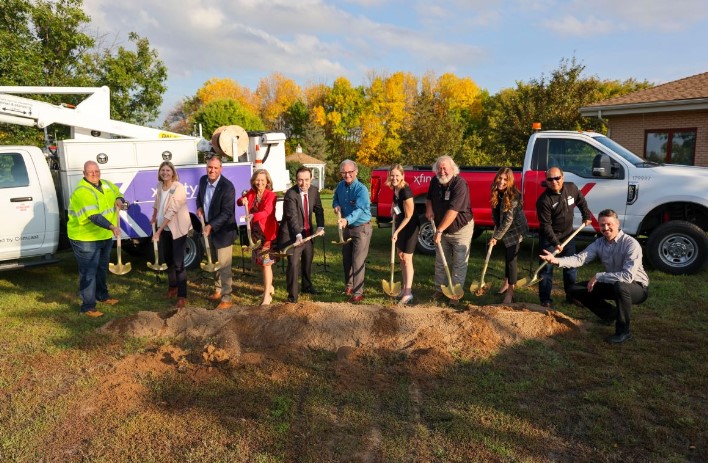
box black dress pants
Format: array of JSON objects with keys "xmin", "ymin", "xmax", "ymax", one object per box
[{"xmin": 569, "ymin": 281, "xmax": 648, "ymax": 334}]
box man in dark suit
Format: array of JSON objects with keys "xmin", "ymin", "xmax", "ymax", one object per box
[
  {"xmin": 278, "ymin": 167, "xmax": 325, "ymax": 303},
  {"xmin": 196, "ymin": 156, "xmax": 237, "ymax": 309}
]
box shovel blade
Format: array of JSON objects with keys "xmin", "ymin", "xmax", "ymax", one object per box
[
  {"xmin": 518, "ymin": 275, "xmax": 542, "ymax": 288},
  {"xmin": 382, "ymin": 280, "xmax": 401, "ymax": 297},
  {"xmin": 469, "ymin": 281, "xmax": 492, "ymax": 296},
  {"xmin": 442, "ymin": 284, "xmax": 464, "ymax": 300},
  {"xmin": 200, "ymin": 262, "xmax": 219, "ymax": 272},
  {"xmin": 147, "ymin": 262, "xmax": 168, "ymax": 271},
  {"xmin": 109, "ymin": 262, "xmax": 132, "ymax": 275}
]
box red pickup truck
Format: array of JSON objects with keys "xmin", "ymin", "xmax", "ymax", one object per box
[
  {"xmin": 369, "ymin": 130, "xmax": 708, "ymax": 275},
  {"xmin": 369, "ymin": 166, "xmax": 536, "ymax": 254}
]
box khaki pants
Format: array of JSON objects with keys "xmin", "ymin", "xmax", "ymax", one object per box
[
  {"xmin": 210, "ymin": 244, "xmax": 234, "ymax": 301},
  {"xmin": 435, "ymin": 220, "xmax": 474, "ymax": 288}
]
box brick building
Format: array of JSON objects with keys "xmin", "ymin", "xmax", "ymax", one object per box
[{"xmin": 580, "ymin": 72, "xmax": 708, "ymax": 167}]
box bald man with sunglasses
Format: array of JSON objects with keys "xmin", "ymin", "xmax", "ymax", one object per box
[{"xmin": 536, "ymin": 166, "xmax": 592, "ymax": 308}]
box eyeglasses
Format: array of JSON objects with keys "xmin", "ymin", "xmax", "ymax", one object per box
[
  {"xmin": 546, "ymin": 176, "xmax": 562, "ymax": 182},
  {"xmin": 340, "ymin": 170, "xmax": 356, "ymax": 176}
]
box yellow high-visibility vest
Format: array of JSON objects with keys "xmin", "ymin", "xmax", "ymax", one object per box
[{"xmin": 67, "ymin": 178, "xmax": 122, "ymax": 241}]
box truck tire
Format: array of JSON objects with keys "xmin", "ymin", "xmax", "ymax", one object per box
[
  {"xmin": 416, "ymin": 221, "xmax": 486, "ymax": 255},
  {"xmin": 646, "ymin": 221, "xmax": 708, "ymax": 275},
  {"xmin": 416, "ymin": 221, "xmax": 436, "ymax": 255},
  {"xmin": 183, "ymin": 233, "xmax": 204, "ymax": 270}
]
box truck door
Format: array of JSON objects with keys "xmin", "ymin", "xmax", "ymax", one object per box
[
  {"xmin": 0, "ymin": 150, "xmax": 47, "ymax": 259},
  {"xmin": 540, "ymin": 136, "xmax": 628, "ymax": 229}
]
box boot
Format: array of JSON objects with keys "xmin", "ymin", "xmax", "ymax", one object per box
[
  {"xmin": 176, "ymin": 297, "xmax": 187, "ymax": 309},
  {"xmin": 166, "ymin": 287, "xmax": 178, "ymax": 299}
]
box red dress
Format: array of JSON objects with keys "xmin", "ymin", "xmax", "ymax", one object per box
[{"xmin": 237, "ymin": 188, "xmax": 278, "ymax": 265}]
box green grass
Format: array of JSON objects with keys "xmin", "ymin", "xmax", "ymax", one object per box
[{"xmin": 0, "ymin": 195, "xmax": 706, "ymax": 462}]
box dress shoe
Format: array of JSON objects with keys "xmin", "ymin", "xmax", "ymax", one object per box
[
  {"xmin": 207, "ymin": 292, "xmax": 222, "ymax": 301},
  {"xmin": 98, "ymin": 298, "xmax": 119, "ymax": 306},
  {"xmin": 541, "ymin": 301, "xmax": 553, "ymax": 308},
  {"xmin": 605, "ymin": 332, "xmax": 632, "ymax": 344},
  {"xmin": 343, "ymin": 287, "xmax": 353, "ymax": 296},
  {"xmin": 166, "ymin": 287, "xmax": 178, "ymax": 299},
  {"xmin": 302, "ymin": 287, "xmax": 319, "ymax": 295},
  {"xmin": 175, "ymin": 297, "xmax": 187, "ymax": 309},
  {"xmin": 398, "ymin": 294, "xmax": 414, "ymax": 306},
  {"xmin": 215, "ymin": 301, "xmax": 233, "ymax": 310},
  {"xmin": 261, "ymin": 293, "xmax": 273, "ymax": 306},
  {"xmin": 83, "ymin": 310, "xmax": 104, "ymax": 318},
  {"xmin": 287, "ymin": 296, "xmax": 298, "ymax": 303},
  {"xmin": 566, "ymin": 296, "xmax": 584, "ymax": 307},
  {"xmin": 349, "ymin": 295, "xmax": 364, "ymax": 303}
]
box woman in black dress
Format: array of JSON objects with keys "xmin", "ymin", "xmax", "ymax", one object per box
[{"xmin": 386, "ymin": 164, "xmax": 419, "ymax": 305}]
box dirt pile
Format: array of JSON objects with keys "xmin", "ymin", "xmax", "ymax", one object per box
[{"xmin": 99, "ymin": 301, "xmax": 581, "ymax": 362}]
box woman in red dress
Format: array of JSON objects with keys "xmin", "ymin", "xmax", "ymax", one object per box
[{"xmin": 237, "ymin": 169, "xmax": 278, "ymax": 305}]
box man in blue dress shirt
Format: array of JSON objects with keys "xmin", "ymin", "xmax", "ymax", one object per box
[{"xmin": 333, "ymin": 159, "xmax": 372, "ymax": 303}]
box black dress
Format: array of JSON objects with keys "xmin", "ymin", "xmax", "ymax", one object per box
[{"xmin": 393, "ymin": 185, "xmax": 420, "ymax": 254}]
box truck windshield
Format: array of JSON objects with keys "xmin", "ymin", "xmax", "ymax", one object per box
[{"xmin": 594, "ymin": 136, "xmax": 646, "ymax": 166}]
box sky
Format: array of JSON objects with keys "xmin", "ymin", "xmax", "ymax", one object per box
[{"xmin": 82, "ymin": 0, "xmax": 708, "ymax": 125}]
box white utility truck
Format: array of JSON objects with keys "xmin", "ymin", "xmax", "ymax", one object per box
[{"xmin": 0, "ymin": 86, "xmax": 289, "ymax": 271}]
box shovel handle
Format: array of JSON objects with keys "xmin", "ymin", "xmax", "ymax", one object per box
[
  {"xmin": 430, "ymin": 220, "xmax": 455, "ymax": 286},
  {"xmin": 199, "ymin": 214, "xmax": 214, "ymax": 265},
  {"xmin": 479, "ymin": 241, "xmax": 494, "ymax": 284},
  {"xmin": 532, "ymin": 225, "xmax": 586, "ymax": 277}
]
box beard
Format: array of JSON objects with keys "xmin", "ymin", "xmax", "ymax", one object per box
[{"xmin": 437, "ymin": 172, "xmax": 452, "ymax": 185}]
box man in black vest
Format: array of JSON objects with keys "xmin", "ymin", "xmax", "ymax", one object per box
[
  {"xmin": 196, "ymin": 156, "xmax": 237, "ymax": 309},
  {"xmin": 278, "ymin": 167, "xmax": 325, "ymax": 303}
]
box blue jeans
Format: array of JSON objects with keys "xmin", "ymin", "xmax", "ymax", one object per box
[
  {"xmin": 70, "ymin": 238, "xmax": 113, "ymax": 312},
  {"xmin": 538, "ymin": 237, "xmax": 577, "ymax": 305}
]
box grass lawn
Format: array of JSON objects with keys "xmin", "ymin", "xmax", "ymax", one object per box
[{"xmin": 0, "ymin": 194, "xmax": 706, "ymax": 462}]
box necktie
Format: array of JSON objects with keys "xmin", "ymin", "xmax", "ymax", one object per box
[{"xmin": 303, "ymin": 193, "xmax": 310, "ymax": 234}]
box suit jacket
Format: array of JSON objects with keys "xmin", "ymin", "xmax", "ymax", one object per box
[
  {"xmin": 278, "ymin": 185, "xmax": 324, "ymax": 248},
  {"xmin": 237, "ymin": 188, "xmax": 278, "ymax": 244},
  {"xmin": 196, "ymin": 175, "xmax": 236, "ymax": 249}
]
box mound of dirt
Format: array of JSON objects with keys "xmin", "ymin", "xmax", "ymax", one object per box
[{"xmin": 99, "ymin": 301, "xmax": 581, "ymax": 363}]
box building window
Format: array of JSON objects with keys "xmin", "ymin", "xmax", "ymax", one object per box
[{"xmin": 645, "ymin": 128, "xmax": 696, "ymax": 165}]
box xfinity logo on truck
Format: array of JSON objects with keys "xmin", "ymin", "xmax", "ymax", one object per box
[
  {"xmin": 413, "ymin": 173, "xmax": 432, "ymax": 186},
  {"xmin": 150, "ymin": 182, "xmax": 200, "ymax": 199}
]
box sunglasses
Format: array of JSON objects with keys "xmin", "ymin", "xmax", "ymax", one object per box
[{"xmin": 546, "ymin": 176, "xmax": 562, "ymax": 182}]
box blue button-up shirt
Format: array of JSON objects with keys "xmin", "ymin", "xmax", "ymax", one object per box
[{"xmin": 332, "ymin": 178, "xmax": 371, "ymax": 227}]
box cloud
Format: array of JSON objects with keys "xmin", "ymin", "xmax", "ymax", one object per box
[{"xmin": 543, "ymin": 15, "xmax": 618, "ymax": 37}]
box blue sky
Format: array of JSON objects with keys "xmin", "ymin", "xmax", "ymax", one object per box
[{"xmin": 83, "ymin": 0, "xmax": 708, "ymax": 124}]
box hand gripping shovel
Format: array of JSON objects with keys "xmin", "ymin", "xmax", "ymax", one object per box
[
  {"xmin": 469, "ymin": 240, "xmax": 494, "ymax": 295},
  {"xmin": 430, "ymin": 219, "xmax": 463, "ymax": 300},
  {"xmin": 198, "ymin": 215, "xmax": 219, "ymax": 272},
  {"xmin": 516, "ymin": 225, "xmax": 585, "ymax": 288},
  {"xmin": 382, "ymin": 215, "xmax": 401, "ymax": 296},
  {"xmin": 270, "ymin": 229, "xmax": 325, "ymax": 258},
  {"xmin": 108, "ymin": 209, "xmax": 131, "ymax": 275},
  {"xmin": 331, "ymin": 210, "xmax": 352, "ymax": 246},
  {"xmin": 147, "ymin": 222, "xmax": 168, "ymax": 271},
  {"xmin": 240, "ymin": 195, "xmax": 262, "ymax": 252}
]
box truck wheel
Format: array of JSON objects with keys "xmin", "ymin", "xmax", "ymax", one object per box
[
  {"xmin": 646, "ymin": 221, "xmax": 708, "ymax": 275},
  {"xmin": 183, "ymin": 233, "xmax": 204, "ymax": 270},
  {"xmin": 416, "ymin": 221, "xmax": 435, "ymax": 255}
]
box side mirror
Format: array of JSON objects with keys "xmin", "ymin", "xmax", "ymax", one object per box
[{"xmin": 592, "ymin": 154, "xmax": 614, "ymax": 178}]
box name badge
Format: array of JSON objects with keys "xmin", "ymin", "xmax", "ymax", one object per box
[
  {"xmin": 392, "ymin": 205, "xmax": 401, "ymax": 215},
  {"xmin": 444, "ymin": 191, "xmax": 450, "ymax": 201},
  {"xmin": 567, "ymin": 196, "xmax": 575, "ymax": 206}
]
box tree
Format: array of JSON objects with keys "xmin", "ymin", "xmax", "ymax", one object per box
[
  {"xmin": 0, "ymin": 0, "xmax": 167, "ymax": 145},
  {"xmin": 196, "ymin": 77, "xmax": 259, "ymax": 115},
  {"xmin": 481, "ymin": 57, "xmax": 653, "ymax": 165},
  {"xmin": 256, "ymin": 73, "xmax": 302, "ymax": 131},
  {"xmin": 192, "ymin": 99, "xmax": 265, "ymax": 137},
  {"xmin": 302, "ymin": 119, "xmax": 329, "ymax": 161},
  {"xmin": 282, "ymin": 100, "xmax": 309, "ymax": 152}
]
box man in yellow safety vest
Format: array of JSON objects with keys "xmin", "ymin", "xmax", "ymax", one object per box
[{"xmin": 67, "ymin": 161, "xmax": 125, "ymax": 317}]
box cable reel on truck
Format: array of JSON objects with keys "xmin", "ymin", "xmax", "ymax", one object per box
[{"xmin": 211, "ymin": 125, "xmax": 249, "ymax": 161}]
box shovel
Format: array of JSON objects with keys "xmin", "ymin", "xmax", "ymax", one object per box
[
  {"xmin": 269, "ymin": 229, "xmax": 325, "ymax": 258},
  {"xmin": 430, "ymin": 219, "xmax": 463, "ymax": 300},
  {"xmin": 147, "ymin": 222, "xmax": 168, "ymax": 271},
  {"xmin": 108, "ymin": 209, "xmax": 131, "ymax": 275},
  {"xmin": 516, "ymin": 225, "xmax": 585, "ymax": 288},
  {"xmin": 331, "ymin": 210, "xmax": 352, "ymax": 245},
  {"xmin": 469, "ymin": 240, "xmax": 494, "ymax": 295},
  {"xmin": 198, "ymin": 215, "xmax": 219, "ymax": 272},
  {"xmin": 382, "ymin": 215, "xmax": 401, "ymax": 296},
  {"xmin": 240, "ymin": 195, "xmax": 262, "ymax": 252}
]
